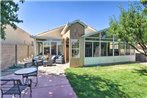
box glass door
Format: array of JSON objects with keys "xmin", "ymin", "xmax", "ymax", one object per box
[
  {"xmin": 36, "ymin": 42, "xmax": 43, "ymax": 56},
  {"xmin": 51, "ymin": 42, "xmax": 57, "ymax": 55},
  {"xmin": 44, "ymin": 42, "xmax": 50, "ymax": 60}
]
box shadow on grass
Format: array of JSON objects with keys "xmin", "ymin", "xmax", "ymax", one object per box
[
  {"xmin": 66, "ymin": 72, "xmax": 130, "ymax": 98},
  {"xmin": 134, "ymin": 67, "xmax": 147, "ymax": 76}
]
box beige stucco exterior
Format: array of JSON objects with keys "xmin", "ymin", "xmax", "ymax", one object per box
[
  {"xmin": 1, "ymin": 25, "xmax": 33, "ymax": 45},
  {"xmin": 33, "ymin": 20, "xmax": 136, "ymax": 67},
  {"xmin": 70, "ymin": 37, "xmax": 85, "ymax": 67},
  {"xmin": 33, "ymin": 20, "xmax": 96, "ymax": 67},
  {"xmin": 69, "ymin": 23, "xmax": 85, "ymax": 67}
]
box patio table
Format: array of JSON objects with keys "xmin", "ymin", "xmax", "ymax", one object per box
[{"xmin": 15, "ymin": 67, "xmax": 37, "ymax": 83}]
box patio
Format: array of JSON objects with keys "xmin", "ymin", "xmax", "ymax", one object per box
[{"xmin": 1, "ymin": 63, "xmax": 77, "ymax": 98}]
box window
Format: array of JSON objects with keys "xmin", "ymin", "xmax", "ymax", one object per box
[
  {"xmin": 108, "ymin": 42, "xmax": 113, "ymax": 56},
  {"xmin": 37, "ymin": 42, "xmax": 43, "ymax": 55},
  {"xmin": 51, "ymin": 42, "xmax": 57, "ymax": 55},
  {"xmin": 58, "ymin": 42, "xmax": 62, "ymax": 55},
  {"xmin": 126, "ymin": 43, "xmax": 130, "ymax": 55},
  {"xmin": 84, "ymin": 35, "xmax": 135, "ymax": 57},
  {"xmin": 114, "ymin": 42, "xmax": 119, "ymax": 56},
  {"xmin": 119, "ymin": 43, "xmax": 125, "ymax": 55},
  {"xmin": 93, "ymin": 42, "xmax": 100, "ymax": 57},
  {"xmin": 130, "ymin": 46, "xmax": 135, "ymax": 55},
  {"xmin": 101, "ymin": 42, "xmax": 107, "ymax": 56},
  {"xmin": 71, "ymin": 39, "xmax": 80, "ymax": 58},
  {"xmin": 85, "ymin": 42, "xmax": 92, "ymax": 57}
]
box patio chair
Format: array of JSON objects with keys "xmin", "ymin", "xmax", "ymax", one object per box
[
  {"xmin": 42, "ymin": 55, "xmax": 56, "ymax": 66},
  {"xmin": 23, "ymin": 60, "xmax": 43, "ymax": 86},
  {"xmin": 56, "ymin": 55, "xmax": 64, "ymax": 64},
  {"xmin": 0, "ymin": 78, "xmax": 32, "ymax": 98},
  {"xmin": 50, "ymin": 55, "xmax": 56, "ymax": 63}
]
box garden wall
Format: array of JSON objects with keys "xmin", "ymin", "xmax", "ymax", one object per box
[{"xmin": 1, "ymin": 44, "xmax": 34, "ymax": 70}]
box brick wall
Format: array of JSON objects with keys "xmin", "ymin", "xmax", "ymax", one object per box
[{"xmin": 1, "ymin": 44, "xmax": 34, "ymax": 70}]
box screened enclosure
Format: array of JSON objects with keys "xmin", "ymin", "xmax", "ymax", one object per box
[{"xmin": 84, "ymin": 30, "xmax": 135, "ymax": 65}]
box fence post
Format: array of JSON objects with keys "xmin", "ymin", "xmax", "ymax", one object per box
[
  {"xmin": 15, "ymin": 44, "xmax": 17, "ymax": 65},
  {"xmin": 28, "ymin": 45, "xmax": 29, "ymax": 57}
]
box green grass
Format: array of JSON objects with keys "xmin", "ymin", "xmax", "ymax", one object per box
[{"xmin": 65, "ymin": 63, "xmax": 147, "ymax": 98}]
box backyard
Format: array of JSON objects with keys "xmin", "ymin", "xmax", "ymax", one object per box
[{"xmin": 65, "ymin": 63, "xmax": 147, "ymax": 98}]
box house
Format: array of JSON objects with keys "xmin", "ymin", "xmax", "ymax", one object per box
[{"xmin": 32, "ymin": 20, "xmax": 135, "ymax": 67}]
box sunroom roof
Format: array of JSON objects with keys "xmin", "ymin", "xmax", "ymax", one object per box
[{"xmin": 83, "ymin": 28, "xmax": 108, "ymax": 37}]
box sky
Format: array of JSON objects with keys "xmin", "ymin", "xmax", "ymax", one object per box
[{"xmin": 16, "ymin": 0, "xmax": 137, "ymax": 35}]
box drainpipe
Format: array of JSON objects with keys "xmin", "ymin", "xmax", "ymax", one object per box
[{"xmin": 34, "ymin": 38, "xmax": 37, "ymax": 56}]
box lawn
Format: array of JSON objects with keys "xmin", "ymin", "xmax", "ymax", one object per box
[{"xmin": 65, "ymin": 63, "xmax": 147, "ymax": 98}]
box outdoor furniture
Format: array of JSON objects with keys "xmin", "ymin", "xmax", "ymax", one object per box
[
  {"xmin": 56, "ymin": 55, "xmax": 64, "ymax": 64},
  {"xmin": 43, "ymin": 60, "xmax": 54, "ymax": 66},
  {"xmin": 23, "ymin": 60, "xmax": 43, "ymax": 86},
  {"xmin": 32, "ymin": 55, "xmax": 43, "ymax": 65},
  {"xmin": 0, "ymin": 78, "xmax": 32, "ymax": 98},
  {"xmin": 50, "ymin": 55, "xmax": 56, "ymax": 63},
  {"xmin": 15, "ymin": 67, "xmax": 38, "ymax": 86},
  {"xmin": 42, "ymin": 55, "xmax": 56, "ymax": 66}
]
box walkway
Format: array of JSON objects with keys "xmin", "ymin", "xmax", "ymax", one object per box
[
  {"xmin": 39, "ymin": 63, "xmax": 70, "ymax": 75},
  {"xmin": 1, "ymin": 63, "xmax": 77, "ymax": 98}
]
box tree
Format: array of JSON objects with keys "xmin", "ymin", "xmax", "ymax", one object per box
[
  {"xmin": 141, "ymin": 0, "xmax": 147, "ymax": 6},
  {"xmin": 109, "ymin": 2, "xmax": 147, "ymax": 56},
  {"xmin": 0, "ymin": 0, "xmax": 23, "ymax": 39},
  {"xmin": 141, "ymin": 0, "xmax": 147, "ymax": 14}
]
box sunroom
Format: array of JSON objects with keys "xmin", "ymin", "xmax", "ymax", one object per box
[{"xmin": 83, "ymin": 29, "xmax": 136, "ymax": 66}]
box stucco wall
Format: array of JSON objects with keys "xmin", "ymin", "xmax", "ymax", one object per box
[
  {"xmin": 69, "ymin": 23, "xmax": 85, "ymax": 67},
  {"xmin": 70, "ymin": 23, "xmax": 85, "ymax": 39},
  {"xmin": 84, "ymin": 55, "xmax": 136, "ymax": 66},
  {"xmin": 1, "ymin": 25, "xmax": 33, "ymax": 45}
]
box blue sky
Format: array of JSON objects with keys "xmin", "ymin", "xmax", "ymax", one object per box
[{"xmin": 16, "ymin": 1, "xmax": 135, "ymax": 35}]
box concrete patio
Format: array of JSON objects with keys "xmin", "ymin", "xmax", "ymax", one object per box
[{"xmin": 1, "ymin": 63, "xmax": 77, "ymax": 98}]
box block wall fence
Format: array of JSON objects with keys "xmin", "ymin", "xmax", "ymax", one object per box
[{"xmin": 1, "ymin": 44, "xmax": 34, "ymax": 70}]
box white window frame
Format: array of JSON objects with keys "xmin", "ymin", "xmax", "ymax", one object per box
[{"xmin": 71, "ymin": 39, "xmax": 80, "ymax": 58}]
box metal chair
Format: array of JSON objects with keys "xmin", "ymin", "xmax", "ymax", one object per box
[
  {"xmin": 0, "ymin": 79, "xmax": 32, "ymax": 98},
  {"xmin": 23, "ymin": 60, "xmax": 43, "ymax": 86}
]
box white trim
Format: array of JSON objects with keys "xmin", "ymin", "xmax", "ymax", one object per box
[
  {"xmin": 68, "ymin": 20, "xmax": 87, "ymax": 28},
  {"xmin": 84, "ymin": 55, "xmax": 136, "ymax": 66},
  {"xmin": 71, "ymin": 39, "xmax": 80, "ymax": 58},
  {"xmin": 61, "ymin": 24, "xmax": 68, "ymax": 35}
]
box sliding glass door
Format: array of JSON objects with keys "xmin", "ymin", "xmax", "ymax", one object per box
[
  {"xmin": 51, "ymin": 42, "xmax": 57, "ymax": 55},
  {"xmin": 36, "ymin": 41, "xmax": 63, "ymax": 59}
]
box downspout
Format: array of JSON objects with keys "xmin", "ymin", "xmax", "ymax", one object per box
[{"xmin": 34, "ymin": 38, "xmax": 37, "ymax": 56}]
